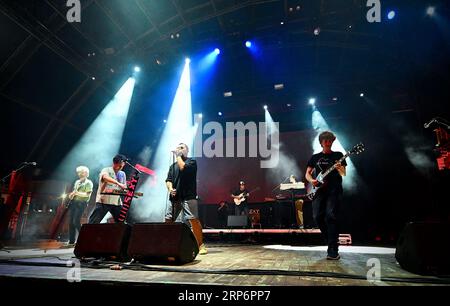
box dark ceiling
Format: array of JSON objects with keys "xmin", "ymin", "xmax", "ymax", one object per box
[{"xmin": 1, "ymin": 0, "xmax": 450, "ymax": 176}]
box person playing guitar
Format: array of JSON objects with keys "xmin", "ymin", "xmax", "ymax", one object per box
[
  {"xmin": 231, "ymin": 181, "xmax": 250, "ymax": 216},
  {"xmin": 305, "ymin": 131, "xmax": 346, "ymax": 260},
  {"xmin": 67, "ymin": 166, "xmax": 93, "ymax": 245}
]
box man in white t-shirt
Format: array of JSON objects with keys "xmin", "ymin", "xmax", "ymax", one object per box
[{"xmin": 88, "ymin": 154, "xmax": 127, "ymax": 224}]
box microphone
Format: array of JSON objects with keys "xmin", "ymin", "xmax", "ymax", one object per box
[
  {"xmin": 424, "ymin": 119, "xmax": 436, "ymax": 129},
  {"xmin": 24, "ymin": 162, "xmax": 37, "ymax": 166}
]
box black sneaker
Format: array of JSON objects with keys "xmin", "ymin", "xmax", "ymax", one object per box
[{"xmin": 326, "ymin": 253, "xmax": 341, "ymax": 260}]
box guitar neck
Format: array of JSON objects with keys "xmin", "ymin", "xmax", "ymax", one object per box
[{"xmin": 321, "ymin": 153, "xmax": 349, "ymax": 179}]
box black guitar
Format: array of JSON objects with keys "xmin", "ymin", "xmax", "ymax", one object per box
[{"xmin": 306, "ymin": 143, "xmax": 365, "ymax": 200}]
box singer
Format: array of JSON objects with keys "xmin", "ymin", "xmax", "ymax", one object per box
[{"xmin": 165, "ymin": 143, "xmax": 207, "ymax": 255}]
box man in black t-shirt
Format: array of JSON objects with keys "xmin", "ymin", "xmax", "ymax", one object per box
[
  {"xmin": 165, "ymin": 143, "xmax": 207, "ymax": 255},
  {"xmin": 305, "ymin": 131, "xmax": 346, "ymax": 260},
  {"xmin": 231, "ymin": 181, "xmax": 250, "ymax": 216}
]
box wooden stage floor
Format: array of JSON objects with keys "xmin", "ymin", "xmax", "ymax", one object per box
[{"xmin": 0, "ymin": 242, "xmax": 448, "ymax": 287}]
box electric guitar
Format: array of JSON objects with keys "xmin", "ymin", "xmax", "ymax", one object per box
[
  {"xmin": 306, "ymin": 143, "xmax": 365, "ymax": 200},
  {"xmin": 233, "ymin": 187, "xmax": 260, "ymax": 205}
]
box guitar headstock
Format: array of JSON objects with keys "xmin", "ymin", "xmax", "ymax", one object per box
[{"xmin": 349, "ymin": 143, "xmax": 365, "ymax": 155}]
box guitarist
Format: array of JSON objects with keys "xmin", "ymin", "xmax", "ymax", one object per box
[
  {"xmin": 305, "ymin": 131, "xmax": 346, "ymax": 260},
  {"xmin": 231, "ymin": 181, "xmax": 250, "ymax": 217},
  {"xmin": 67, "ymin": 166, "xmax": 93, "ymax": 245}
]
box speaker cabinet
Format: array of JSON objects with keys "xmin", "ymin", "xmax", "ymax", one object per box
[
  {"xmin": 74, "ymin": 223, "xmax": 131, "ymax": 260},
  {"xmin": 395, "ymin": 222, "xmax": 450, "ymax": 275},
  {"xmin": 127, "ymin": 223, "xmax": 199, "ymax": 264},
  {"xmin": 227, "ymin": 215, "xmax": 248, "ymax": 228}
]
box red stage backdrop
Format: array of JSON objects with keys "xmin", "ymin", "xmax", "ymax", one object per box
[{"xmin": 196, "ymin": 129, "xmax": 316, "ymax": 204}]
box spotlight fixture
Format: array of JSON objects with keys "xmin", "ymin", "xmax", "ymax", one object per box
[
  {"xmin": 263, "ymin": 105, "xmax": 268, "ymax": 110},
  {"xmin": 214, "ymin": 48, "xmax": 221, "ymax": 55},
  {"xmin": 274, "ymin": 84, "xmax": 284, "ymax": 90},
  {"xmin": 134, "ymin": 66, "xmax": 141, "ymax": 72},
  {"xmin": 308, "ymin": 98, "xmax": 316, "ymax": 105},
  {"xmin": 163, "ymin": 119, "xmax": 167, "ymax": 123},
  {"xmin": 223, "ymin": 91, "xmax": 232, "ymax": 97},
  {"xmin": 185, "ymin": 58, "xmax": 191, "ymax": 64},
  {"xmin": 387, "ymin": 10, "xmax": 396, "ymax": 20},
  {"xmin": 198, "ymin": 113, "xmax": 203, "ymax": 118},
  {"xmin": 218, "ymin": 112, "xmax": 223, "ymax": 116},
  {"xmin": 360, "ymin": 93, "xmax": 364, "ymax": 97},
  {"xmin": 426, "ymin": 6, "xmax": 435, "ymax": 16},
  {"xmin": 314, "ymin": 27, "xmax": 320, "ymax": 36},
  {"xmin": 245, "ymin": 41, "xmax": 252, "ymax": 48},
  {"xmin": 91, "ymin": 76, "xmax": 96, "ymax": 80}
]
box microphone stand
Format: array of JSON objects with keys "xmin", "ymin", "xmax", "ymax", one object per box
[
  {"xmin": 117, "ymin": 161, "xmax": 142, "ymax": 223},
  {"xmin": 0, "ymin": 162, "xmax": 33, "ymax": 188},
  {"xmin": 425, "ymin": 117, "xmax": 450, "ymax": 130}
]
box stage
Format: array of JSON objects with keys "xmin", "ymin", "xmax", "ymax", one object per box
[{"xmin": 0, "ymin": 242, "xmax": 447, "ymax": 288}]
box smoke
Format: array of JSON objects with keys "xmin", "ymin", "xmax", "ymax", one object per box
[
  {"xmin": 402, "ymin": 136, "xmax": 434, "ymax": 177},
  {"xmin": 138, "ymin": 146, "xmax": 153, "ymax": 165}
]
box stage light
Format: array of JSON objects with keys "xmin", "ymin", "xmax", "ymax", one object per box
[
  {"xmin": 280, "ymin": 21, "xmax": 284, "ymax": 25},
  {"xmin": 218, "ymin": 112, "xmax": 222, "ymax": 116},
  {"xmin": 136, "ymin": 60, "xmax": 194, "ymax": 222},
  {"xmin": 224, "ymin": 91, "xmax": 232, "ymax": 97},
  {"xmin": 185, "ymin": 58, "xmax": 191, "ymax": 64},
  {"xmin": 134, "ymin": 66, "xmax": 141, "ymax": 72},
  {"xmin": 163, "ymin": 119, "xmax": 167, "ymax": 123},
  {"xmin": 274, "ymin": 84, "xmax": 284, "ymax": 90},
  {"xmin": 53, "ymin": 77, "xmax": 136, "ymax": 182},
  {"xmin": 387, "ymin": 10, "xmax": 396, "ymax": 20},
  {"xmin": 314, "ymin": 27, "xmax": 320, "ymax": 36},
  {"xmin": 360, "ymin": 93, "xmax": 364, "ymax": 97},
  {"xmin": 263, "ymin": 105, "xmax": 268, "ymax": 110},
  {"xmin": 214, "ymin": 48, "xmax": 221, "ymax": 55},
  {"xmin": 198, "ymin": 113, "xmax": 203, "ymax": 118},
  {"xmin": 91, "ymin": 76, "xmax": 95, "ymax": 80},
  {"xmin": 245, "ymin": 41, "xmax": 252, "ymax": 48},
  {"xmin": 332, "ymin": 97, "xmax": 338, "ymax": 101},
  {"xmin": 426, "ymin": 6, "xmax": 435, "ymax": 16},
  {"xmin": 309, "ymin": 98, "xmax": 316, "ymax": 105}
]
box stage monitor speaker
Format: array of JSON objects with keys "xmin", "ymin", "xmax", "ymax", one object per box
[
  {"xmin": 227, "ymin": 215, "xmax": 248, "ymax": 228},
  {"xmin": 127, "ymin": 223, "xmax": 199, "ymax": 264},
  {"xmin": 74, "ymin": 223, "xmax": 131, "ymax": 260},
  {"xmin": 395, "ymin": 222, "xmax": 450, "ymax": 275}
]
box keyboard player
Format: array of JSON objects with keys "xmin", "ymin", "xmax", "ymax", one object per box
[{"xmin": 280, "ymin": 175, "xmax": 305, "ymax": 229}]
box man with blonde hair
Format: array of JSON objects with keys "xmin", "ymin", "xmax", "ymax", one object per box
[{"xmin": 67, "ymin": 165, "xmax": 93, "ymax": 245}]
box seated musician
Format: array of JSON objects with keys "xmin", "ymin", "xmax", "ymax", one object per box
[
  {"xmin": 88, "ymin": 154, "xmax": 128, "ymax": 224},
  {"xmin": 231, "ymin": 181, "xmax": 249, "ymax": 216},
  {"xmin": 289, "ymin": 175, "xmax": 304, "ymax": 229}
]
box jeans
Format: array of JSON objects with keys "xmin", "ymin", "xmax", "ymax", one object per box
[
  {"xmin": 165, "ymin": 199, "xmax": 198, "ymax": 226},
  {"xmin": 312, "ymin": 191, "xmax": 342, "ymax": 254},
  {"xmin": 68, "ymin": 200, "xmax": 87, "ymax": 243},
  {"xmin": 88, "ymin": 203, "xmax": 122, "ymax": 224}
]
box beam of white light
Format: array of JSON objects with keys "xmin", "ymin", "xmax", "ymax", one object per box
[
  {"xmin": 264, "ymin": 109, "xmax": 301, "ymax": 183},
  {"xmin": 54, "ymin": 77, "xmax": 136, "ymax": 181},
  {"xmin": 311, "ymin": 109, "xmax": 358, "ymax": 192},
  {"xmin": 136, "ymin": 61, "xmax": 196, "ymax": 221}
]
